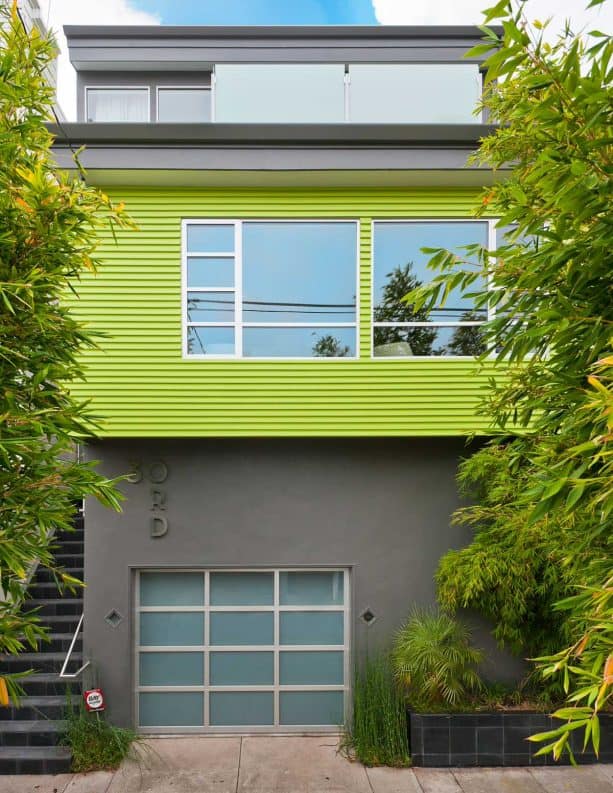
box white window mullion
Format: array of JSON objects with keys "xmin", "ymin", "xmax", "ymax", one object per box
[
  {"xmin": 487, "ymin": 218, "xmax": 497, "ymax": 321},
  {"xmin": 235, "ymin": 221, "xmax": 243, "ymax": 358},
  {"xmin": 274, "ymin": 570, "xmax": 280, "ymax": 728},
  {"xmin": 204, "ymin": 571, "xmax": 210, "ymax": 727}
]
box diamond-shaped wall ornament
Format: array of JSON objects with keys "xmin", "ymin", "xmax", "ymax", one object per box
[
  {"xmin": 105, "ymin": 609, "xmax": 124, "ymax": 628},
  {"xmin": 360, "ymin": 607, "xmax": 377, "ymax": 626}
]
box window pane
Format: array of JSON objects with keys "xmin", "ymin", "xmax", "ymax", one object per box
[
  {"xmin": 210, "ymin": 692, "xmax": 274, "ymax": 726},
  {"xmin": 280, "ymin": 612, "xmax": 344, "ymax": 646},
  {"xmin": 349, "ymin": 64, "xmax": 481, "ymax": 124},
  {"xmin": 139, "ymin": 692, "xmax": 203, "ymax": 727},
  {"xmin": 158, "ymin": 88, "xmax": 211, "ymax": 122},
  {"xmin": 373, "ymin": 222, "xmax": 488, "ymax": 326},
  {"xmin": 215, "ymin": 64, "xmax": 345, "ymax": 123},
  {"xmin": 140, "ymin": 572, "xmax": 204, "ymax": 606},
  {"xmin": 140, "ymin": 613, "xmax": 204, "ymax": 646},
  {"xmin": 139, "ymin": 652, "xmax": 204, "ymax": 686},
  {"xmin": 210, "ymin": 572, "xmax": 274, "ymax": 606},
  {"xmin": 210, "ymin": 652, "xmax": 274, "ymax": 685},
  {"xmin": 87, "ymin": 89, "xmax": 148, "ymax": 122},
  {"xmin": 243, "ymin": 222, "xmax": 356, "ymax": 322},
  {"xmin": 373, "ymin": 325, "xmax": 486, "ymax": 357},
  {"xmin": 187, "ymin": 326, "xmax": 234, "ymax": 356},
  {"xmin": 280, "ymin": 691, "xmax": 344, "ymax": 726},
  {"xmin": 187, "ymin": 257, "xmax": 234, "ymax": 289},
  {"xmin": 210, "ymin": 612, "xmax": 274, "ymax": 646},
  {"xmin": 187, "ymin": 292, "xmax": 234, "ymax": 323},
  {"xmin": 280, "ymin": 651, "xmax": 344, "ymax": 685},
  {"xmin": 243, "ymin": 327, "xmax": 355, "ymax": 358},
  {"xmin": 280, "ymin": 571, "xmax": 343, "ymax": 606},
  {"xmin": 187, "ymin": 224, "xmax": 234, "ymax": 253}
]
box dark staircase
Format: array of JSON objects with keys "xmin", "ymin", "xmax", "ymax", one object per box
[{"xmin": 0, "ymin": 512, "xmax": 85, "ymax": 774}]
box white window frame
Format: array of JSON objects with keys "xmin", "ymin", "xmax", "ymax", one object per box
[
  {"xmin": 182, "ymin": 219, "xmax": 360, "ymax": 360},
  {"xmin": 155, "ymin": 85, "xmax": 212, "ymax": 123},
  {"xmin": 84, "ymin": 86, "xmax": 151, "ymax": 123},
  {"xmin": 134, "ymin": 567, "xmax": 351, "ymax": 734},
  {"xmin": 371, "ymin": 218, "xmax": 497, "ymax": 360}
]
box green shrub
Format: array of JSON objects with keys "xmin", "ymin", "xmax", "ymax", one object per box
[
  {"xmin": 343, "ymin": 653, "xmax": 410, "ymax": 767},
  {"xmin": 392, "ymin": 610, "xmax": 483, "ymax": 711},
  {"xmin": 61, "ymin": 699, "xmax": 139, "ymax": 773}
]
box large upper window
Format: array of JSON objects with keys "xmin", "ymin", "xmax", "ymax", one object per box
[
  {"xmin": 372, "ymin": 221, "xmax": 490, "ymax": 357},
  {"xmin": 86, "ymin": 88, "xmax": 149, "ymax": 122},
  {"xmin": 214, "ymin": 64, "xmax": 346, "ymax": 123},
  {"xmin": 157, "ymin": 88, "xmax": 211, "ymax": 122},
  {"xmin": 348, "ymin": 64, "xmax": 482, "ymax": 124},
  {"xmin": 184, "ymin": 221, "xmax": 358, "ymax": 358}
]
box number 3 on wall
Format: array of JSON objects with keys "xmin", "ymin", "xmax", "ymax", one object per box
[{"xmin": 127, "ymin": 461, "xmax": 169, "ymax": 484}]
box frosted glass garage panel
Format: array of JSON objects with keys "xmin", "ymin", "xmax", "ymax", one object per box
[
  {"xmin": 214, "ymin": 64, "xmax": 346, "ymax": 123},
  {"xmin": 349, "ymin": 64, "xmax": 481, "ymax": 123}
]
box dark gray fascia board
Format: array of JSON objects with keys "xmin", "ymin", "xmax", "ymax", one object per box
[
  {"xmin": 47, "ymin": 122, "xmax": 496, "ymax": 147},
  {"xmin": 63, "ymin": 24, "xmax": 501, "ymax": 40}
]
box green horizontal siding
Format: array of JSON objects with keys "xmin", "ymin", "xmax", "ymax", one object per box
[{"xmin": 68, "ymin": 186, "xmax": 497, "ymax": 437}]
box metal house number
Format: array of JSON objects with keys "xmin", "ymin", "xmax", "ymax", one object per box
[{"xmin": 128, "ymin": 461, "xmax": 170, "ymax": 538}]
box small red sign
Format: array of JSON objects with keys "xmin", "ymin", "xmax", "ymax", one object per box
[{"xmin": 84, "ymin": 688, "xmax": 105, "ymax": 712}]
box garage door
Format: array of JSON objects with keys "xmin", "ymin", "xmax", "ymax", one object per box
[{"xmin": 135, "ymin": 569, "xmax": 349, "ymax": 731}]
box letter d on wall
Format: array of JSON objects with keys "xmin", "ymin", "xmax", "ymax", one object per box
[{"xmin": 150, "ymin": 515, "xmax": 168, "ymax": 538}]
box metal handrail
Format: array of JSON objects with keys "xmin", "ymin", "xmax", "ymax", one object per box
[{"xmin": 59, "ymin": 613, "xmax": 90, "ymax": 679}]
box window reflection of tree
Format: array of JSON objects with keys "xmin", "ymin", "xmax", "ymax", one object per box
[
  {"xmin": 373, "ymin": 262, "xmax": 486, "ymax": 356},
  {"xmin": 446, "ymin": 312, "xmax": 486, "ymax": 356},
  {"xmin": 312, "ymin": 334, "xmax": 350, "ymax": 357},
  {"xmin": 373, "ymin": 263, "xmax": 437, "ymax": 355}
]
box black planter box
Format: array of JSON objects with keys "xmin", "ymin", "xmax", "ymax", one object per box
[{"xmin": 409, "ymin": 711, "xmax": 613, "ymax": 767}]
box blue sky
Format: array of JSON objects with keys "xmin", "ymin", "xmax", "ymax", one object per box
[{"xmin": 130, "ymin": 0, "xmax": 378, "ymax": 25}]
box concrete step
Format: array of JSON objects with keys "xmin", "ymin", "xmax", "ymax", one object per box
[
  {"xmin": 19, "ymin": 673, "xmax": 80, "ymax": 697},
  {"xmin": 24, "ymin": 598, "xmax": 83, "ymax": 617},
  {"xmin": 52, "ymin": 538, "xmax": 84, "ymax": 550},
  {"xmin": 0, "ymin": 745, "xmax": 72, "ymax": 775},
  {"xmin": 0, "ymin": 720, "xmax": 66, "ymax": 747},
  {"xmin": 34, "ymin": 567, "xmax": 83, "ymax": 584},
  {"xmin": 0, "ymin": 652, "xmax": 82, "ymax": 674},
  {"xmin": 37, "ymin": 634, "xmax": 83, "ymax": 654},
  {"xmin": 0, "ymin": 695, "xmax": 80, "ymax": 722},
  {"xmin": 51, "ymin": 554, "xmax": 84, "ymax": 567},
  {"xmin": 37, "ymin": 614, "xmax": 81, "ymax": 633},
  {"xmin": 28, "ymin": 582, "xmax": 84, "ymax": 599}
]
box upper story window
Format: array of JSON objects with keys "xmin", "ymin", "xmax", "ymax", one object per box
[
  {"xmin": 184, "ymin": 220, "xmax": 358, "ymax": 359},
  {"xmin": 157, "ymin": 87, "xmax": 211, "ymax": 122},
  {"xmin": 86, "ymin": 88, "xmax": 149, "ymax": 122},
  {"xmin": 214, "ymin": 64, "xmax": 346, "ymax": 123},
  {"xmin": 213, "ymin": 62, "xmax": 481, "ymax": 124},
  {"xmin": 83, "ymin": 62, "xmax": 482, "ymax": 124},
  {"xmin": 348, "ymin": 64, "xmax": 481, "ymax": 124},
  {"xmin": 372, "ymin": 220, "xmax": 490, "ymax": 357}
]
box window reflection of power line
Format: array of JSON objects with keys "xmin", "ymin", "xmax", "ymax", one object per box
[
  {"xmin": 188, "ymin": 307, "xmax": 356, "ymax": 316},
  {"xmin": 188, "ymin": 298, "xmax": 356, "ymax": 308}
]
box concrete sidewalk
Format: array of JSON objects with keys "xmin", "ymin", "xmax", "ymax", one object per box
[{"xmin": 1, "ymin": 737, "xmax": 612, "ymax": 793}]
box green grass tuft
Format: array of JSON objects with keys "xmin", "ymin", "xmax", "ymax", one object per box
[
  {"xmin": 343, "ymin": 653, "xmax": 410, "ymax": 767},
  {"xmin": 61, "ymin": 696, "xmax": 140, "ymax": 773}
]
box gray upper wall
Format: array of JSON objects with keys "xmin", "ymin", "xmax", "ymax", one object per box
[{"xmin": 65, "ymin": 25, "xmax": 497, "ymax": 71}]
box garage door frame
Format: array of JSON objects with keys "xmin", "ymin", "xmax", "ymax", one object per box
[{"xmin": 133, "ymin": 567, "xmax": 351, "ymax": 733}]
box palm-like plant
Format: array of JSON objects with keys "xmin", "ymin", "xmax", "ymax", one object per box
[{"xmin": 392, "ymin": 609, "xmax": 483, "ymax": 709}]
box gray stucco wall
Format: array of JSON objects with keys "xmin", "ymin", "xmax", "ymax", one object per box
[{"xmin": 82, "ymin": 437, "xmax": 522, "ymax": 728}]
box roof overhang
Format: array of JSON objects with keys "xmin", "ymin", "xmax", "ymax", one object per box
[
  {"xmin": 48, "ymin": 122, "xmax": 504, "ymax": 187},
  {"xmin": 64, "ymin": 24, "xmax": 499, "ymax": 72}
]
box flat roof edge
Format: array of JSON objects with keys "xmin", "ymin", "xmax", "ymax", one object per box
[
  {"xmin": 63, "ymin": 24, "xmax": 500, "ymax": 40},
  {"xmin": 47, "ymin": 122, "xmax": 497, "ymax": 146}
]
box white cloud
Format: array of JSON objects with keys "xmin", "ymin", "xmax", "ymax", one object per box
[
  {"xmin": 38, "ymin": 0, "xmax": 161, "ymax": 120},
  {"xmin": 372, "ymin": 0, "xmax": 613, "ymax": 35}
]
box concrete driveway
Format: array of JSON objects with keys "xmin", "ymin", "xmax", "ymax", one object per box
[{"xmin": 1, "ymin": 736, "xmax": 612, "ymax": 793}]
